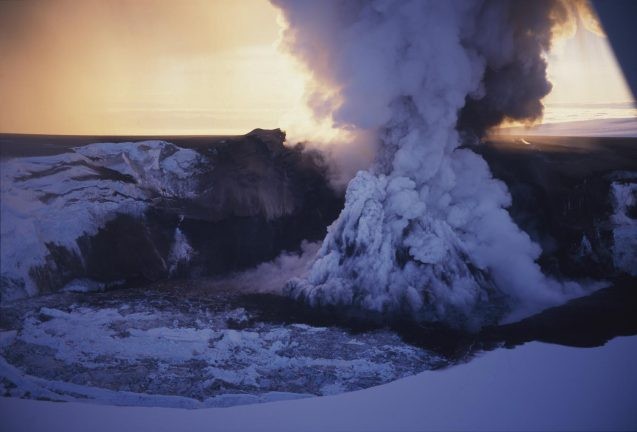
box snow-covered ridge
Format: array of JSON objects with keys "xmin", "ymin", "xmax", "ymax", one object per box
[
  {"xmin": 74, "ymin": 141, "xmax": 203, "ymax": 198},
  {"xmin": 0, "ymin": 133, "xmax": 343, "ymax": 303},
  {"xmin": 0, "ymin": 141, "xmax": 204, "ymax": 301}
]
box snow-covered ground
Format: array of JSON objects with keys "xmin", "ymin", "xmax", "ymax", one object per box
[
  {"xmin": 0, "ymin": 281, "xmax": 443, "ymax": 406},
  {"xmin": 1, "ymin": 335, "xmax": 636, "ymax": 432}
]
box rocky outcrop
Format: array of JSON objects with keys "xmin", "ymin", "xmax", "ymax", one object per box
[
  {"xmin": 1, "ymin": 132, "xmax": 634, "ymax": 304},
  {"xmin": 478, "ymin": 136, "xmax": 637, "ymax": 280},
  {"xmin": 0, "ymin": 130, "xmax": 343, "ymax": 302}
]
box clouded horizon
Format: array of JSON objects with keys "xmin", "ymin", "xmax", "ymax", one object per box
[{"xmin": 0, "ymin": 0, "xmax": 633, "ymax": 135}]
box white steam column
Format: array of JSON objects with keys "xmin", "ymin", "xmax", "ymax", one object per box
[{"xmin": 273, "ymin": 0, "xmax": 591, "ymax": 328}]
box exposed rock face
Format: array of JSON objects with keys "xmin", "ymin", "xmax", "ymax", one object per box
[
  {"xmin": 0, "ymin": 130, "xmax": 343, "ymax": 302},
  {"xmin": 1, "ymin": 132, "xmax": 634, "ymax": 305},
  {"xmin": 478, "ymin": 136, "xmax": 637, "ymax": 281}
]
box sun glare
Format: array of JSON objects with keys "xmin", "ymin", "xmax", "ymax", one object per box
[
  {"xmin": 0, "ymin": 0, "xmax": 633, "ymax": 136},
  {"xmin": 0, "ymin": 0, "xmax": 309, "ymax": 135}
]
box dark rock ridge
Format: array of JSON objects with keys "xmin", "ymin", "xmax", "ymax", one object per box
[
  {"xmin": 0, "ymin": 132, "xmax": 634, "ymax": 303},
  {"xmin": 477, "ymin": 135, "xmax": 636, "ymax": 281},
  {"xmin": 0, "ymin": 129, "xmax": 343, "ymax": 301}
]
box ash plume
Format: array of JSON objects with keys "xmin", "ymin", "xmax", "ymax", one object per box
[
  {"xmin": 272, "ymin": 0, "xmax": 594, "ymax": 328},
  {"xmin": 457, "ymin": 0, "xmax": 570, "ymax": 138}
]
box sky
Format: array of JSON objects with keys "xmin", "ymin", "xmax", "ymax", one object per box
[
  {"xmin": 0, "ymin": 0, "xmax": 634, "ymax": 136},
  {"xmin": 542, "ymin": 10, "xmax": 636, "ymax": 125}
]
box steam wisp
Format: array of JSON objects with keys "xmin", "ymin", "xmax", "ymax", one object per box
[{"xmin": 273, "ymin": 0, "xmax": 592, "ymax": 328}]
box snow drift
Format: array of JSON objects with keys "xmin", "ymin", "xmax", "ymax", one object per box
[{"xmin": 273, "ymin": 0, "xmax": 593, "ymax": 328}]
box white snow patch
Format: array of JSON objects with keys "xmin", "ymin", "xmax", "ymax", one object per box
[
  {"xmin": 0, "ymin": 141, "xmax": 204, "ymax": 301},
  {"xmin": 168, "ymin": 228, "xmax": 195, "ymax": 274},
  {"xmin": 610, "ymin": 176, "xmax": 637, "ymax": 276},
  {"xmin": 5, "ymin": 304, "xmax": 425, "ymax": 399},
  {"xmin": 62, "ymin": 279, "xmax": 108, "ymax": 293}
]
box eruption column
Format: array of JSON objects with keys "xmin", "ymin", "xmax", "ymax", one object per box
[{"xmin": 273, "ymin": 0, "xmax": 586, "ymax": 328}]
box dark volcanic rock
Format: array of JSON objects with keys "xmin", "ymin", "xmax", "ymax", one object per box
[
  {"xmin": 2, "ymin": 132, "xmax": 635, "ymax": 302},
  {"xmin": 1, "ymin": 129, "xmax": 343, "ymax": 300},
  {"xmin": 477, "ymin": 135, "xmax": 637, "ymax": 280}
]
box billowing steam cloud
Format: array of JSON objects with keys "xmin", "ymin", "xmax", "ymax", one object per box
[{"xmin": 272, "ymin": 0, "xmax": 592, "ymax": 329}]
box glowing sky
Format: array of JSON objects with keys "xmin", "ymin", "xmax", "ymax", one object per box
[
  {"xmin": 0, "ymin": 0, "xmax": 633, "ymax": 135},
  {"xmin": 543, "ymin": 10, "xmax": 636, "ymax": 124}
]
